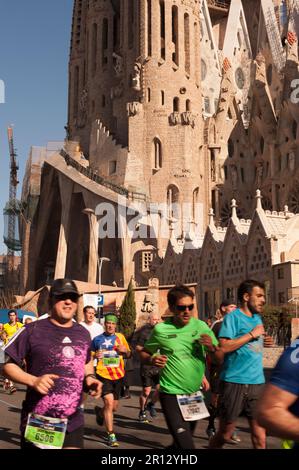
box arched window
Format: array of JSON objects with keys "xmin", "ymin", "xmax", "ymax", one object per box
[
  {"xmin": 172, "ymin": 6, "xmax": 179, "ymax": 65},
  {"xmin": 102, "ymin": 18, "xmax": 108, "ymax": 65},
  {"xmin": 192, "ymin": 188, "xmax": 199, "ymax": 222},
  {"xmin": 167, "ymin": 185, "xmax": 180, "ymax": 219},
  {"xmin": 73, "ymin": 66, "xmax": 79, "ymax": 118},
  {"xmin": 186, "ymin": 99, "xmax": 191, "ymax": 112},
  {"xmin": 160, "ymin": 0, "xmax": 165, "ymax": 59},
  {"xmin": 184, "ymin": 13, "xmax": 190, "ymax": 74},
  {"xmin": 128, "ymin": 0, "xmax": 134, "ymax": 49},
  {"xmin": 153, "ymin": 138, "xmax": 162, "ymax": 170},
  {"xmin": 173, "ymin": 97, "xmax": 179, "ymax": 112},
  {"xmin": 92, "ymin": 23, "xmax": 97, "ymax": 75},
  {"xmin": 147, "ymin": 0, "xmax": 152, "ymax": 56}
]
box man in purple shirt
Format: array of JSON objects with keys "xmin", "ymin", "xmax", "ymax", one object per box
[{"xmin": 3, "ymin": 279, "xmax": 102, "ymax": 449}]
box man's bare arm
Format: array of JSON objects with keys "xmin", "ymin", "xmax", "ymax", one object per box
[
  {"xmin": 257, "ymin": 383, "xmax": 299, "ymax": 441},
  {"xmin": 3, "ymin": 361, "xmax": 59, "ymax": 395},
  {"xmin": 219, "ymin": 324, "xmax": 265, "ymax": 354}
]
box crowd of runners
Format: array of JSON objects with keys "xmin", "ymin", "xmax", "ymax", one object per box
[{"xmin": 1, "ymin": 278, "xmax": 299, "ymax": 449}]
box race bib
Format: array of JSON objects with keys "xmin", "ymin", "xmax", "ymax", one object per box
[
  {"xmin": 103, "ymin": 350, "xmax": 120, "ymax": 368},
  {"xmin": 177, "ymin": 391, "xmax": 210, "ymax": 421},
  {"xmin": 24, "ymin": 413, "xmax": 68, "ymax": 449}
]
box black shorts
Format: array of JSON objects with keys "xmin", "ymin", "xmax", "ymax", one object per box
[
  {"xmin": 140, "ymin": 366, "xmax": 160, "ymax": 388},
  {"xmin": 20, "ymin": 426, "xmax": 84, "ymax": 449},
  {"xmin": 97, "ymin": 375, "xmax": 124, "ymax": 400},
  {"xmin": 218, "ymin": 381, "xmax": 264, "ymax": 423}
]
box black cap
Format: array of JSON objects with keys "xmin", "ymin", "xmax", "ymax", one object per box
[{"xmin": 50, "ymin": 279, "xmax": 79, "ymax": 298}]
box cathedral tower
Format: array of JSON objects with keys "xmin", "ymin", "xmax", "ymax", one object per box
[{"xmin": 68, "ymin": 0, "xmax": 207, "ymax": 235}]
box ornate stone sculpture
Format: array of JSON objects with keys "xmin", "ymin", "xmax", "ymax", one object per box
[
  {"xmin": 127, "ymin": 101, "xmax": 141, "ymax": 117},
  {"xmin": 77, "ymin": 88, "xmax": 88, "ymax": 127},
  {"xmin": 256, "ymin": 162, "xmax": 264, "ymax": 187},
  {"xmin": 112, "ymin": 52, "xmax": 124, "ymax": 77},
  {"xmin": 231, "ymin": 165, "xmax": 238, "ymax": 190},
  {"xmin": 131, "ymin": 62, "xmax": 142, "ymax": 91}
]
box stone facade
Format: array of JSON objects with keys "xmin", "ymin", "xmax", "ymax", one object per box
[
  {"xmin": 156, "ymin": 190, "xmax": 299, "ymax": 317},
  {"xmin": 20, "ymin": 1, "xmax": 299, "ymax": 304}
]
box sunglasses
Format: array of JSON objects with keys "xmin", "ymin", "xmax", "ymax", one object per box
[
  {"xmin": 175, "ymin": 304, "xmax": 194, "ymax": 312},
  {"xmin": 53, "ymin": 293, "xmax": 79, "ymax": 302}
]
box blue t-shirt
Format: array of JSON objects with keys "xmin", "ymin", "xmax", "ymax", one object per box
[
  {"xmin": 219, "ymin": 308, "xmax": 265, "ymax": 384},
  {"xmin": 270, "ymin": 338, "xmax": 299, "ymax": 439}
]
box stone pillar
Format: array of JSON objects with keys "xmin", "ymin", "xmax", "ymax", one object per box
[{"xmin": 54, "ymin": 176, "xmax": 73, "ymax": 280}]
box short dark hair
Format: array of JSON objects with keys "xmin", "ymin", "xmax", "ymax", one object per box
[
  {"xmin": 8, "ymin": 309, "xmax": 17, "ymax": 317},
  {"xmin": 237, "ymin": 280, "xmax": 265, "ymax": 304},
  {"xmin": 220, "ymin": 299, "xmax": 235, "ymax": 310},
  {"xmin": 167, "ymin": 285, "xmax": 194, "ymax": 311},
  {"xmin": 83, "ymin": 305, "xmax": 96, "ymax": 314}
]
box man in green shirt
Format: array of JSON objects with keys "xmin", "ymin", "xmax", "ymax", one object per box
[{"xmin": 139, "ymin": 285, "xmax": 223, "ymax": 449}]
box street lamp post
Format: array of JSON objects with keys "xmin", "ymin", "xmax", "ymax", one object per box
[{"xmin": 82, "ymin": 208, "xmax": 110, "ymax": 318}]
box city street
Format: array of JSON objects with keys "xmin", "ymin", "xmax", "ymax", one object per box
[{"xmin": 0, "ymin": 381, "xmax": 281, "ymax": 450}]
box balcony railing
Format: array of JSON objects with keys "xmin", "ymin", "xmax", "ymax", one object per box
[
  {"xmin": 60, "ymin": 150, "xmax": 147, "ymax": 202},
  {"xmin": 207, "ymin": 0, "xmax": 231, "ymax": 10}
]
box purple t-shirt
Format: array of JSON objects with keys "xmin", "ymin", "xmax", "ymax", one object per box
[{"xmin": 4, "ymin": 318, "xmax": 91, "ymax": 433}]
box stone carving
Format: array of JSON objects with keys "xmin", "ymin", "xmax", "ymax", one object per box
[
  {"xmin": 110, "ymin": 81, "xmax": 124, "ymax": 100},
  {"xmin": 131, "ymin": 62, "xmax": 142, "ymax": 91},
  {"xmin": 231, "ymin": 165, "xmax": 238, "ymax": 190},
  {"xmin": 141, "ymin": 294, "xmax": 155, "ymax": 313},
  {"xmin": 112, "ymin": 52, "xmax": 123, "ymax": 77},
  {"xmin": 256, "ymin": 162, "xmax": 264, "ymax": 187},
  {"xmin": 149, "ymin": 277, "xmax": 159, "ymax": 287},
  {"xmin": 127, "ymin": 101, "xmax": 141, "ymax": 117},
  {"xmin": 77, "ymin": 88, "xmax": 88, "ymax": 128},
  {"xmin": 169, "ymin": 112, "xmax": 181, "ymax": 125},
  {"xmin": 181, "ymin": 111, "xmax": 196, "ymax": 127},
  {"xmin": 289, "ymin": 151, "xmax": 296, "ymax": 172}
]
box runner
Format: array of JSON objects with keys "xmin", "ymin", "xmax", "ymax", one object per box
[
  {"xmin": 92, "ymin": 313, "xmax": 131, "ymax": 447},
  {"xmin": 139, "ymin": 285, "xmax": 223, "ymax": 449},
  {"xmin": 3, "ymin": 278, "xmax": 102, "ymax": 449},
  {"xmin": 3, "ymin": 310, "xmax": 24, "ymax": 393},
  {"xmin": 80, "ymin": 305, "xmax": 104, "ymax": 340},
  {"xmin": 206, "ymin": 299, "xmax": 238, "ymax": 440},
  {"xmin": 209, "ymin": 279, "xmax": 268, "ymax": 449},
  {"xmin": 257, "ymin": 338, "xmax": 299, "ymax": 449},
  {"xmin": 132, "ymin": 312, "xmax": 161, "ymax": 422}
]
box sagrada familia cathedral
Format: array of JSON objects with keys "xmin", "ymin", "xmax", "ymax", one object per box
[{"xmin": 19, "ymin": 0, "xmax": 299, "ymax": 317}]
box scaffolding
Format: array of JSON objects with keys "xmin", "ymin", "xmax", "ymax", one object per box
[{"xmin": 265, "ymin": 6, "xmax": 286, "ymax": 71}]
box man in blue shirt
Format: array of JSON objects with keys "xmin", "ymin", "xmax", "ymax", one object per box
[
  {"xmin": 209, "ymin": 279, "xmax": 267, "ymax": 449},
  {"xmin": 257, "ymin": 338, "xmax": 299, "ymax": 448}
]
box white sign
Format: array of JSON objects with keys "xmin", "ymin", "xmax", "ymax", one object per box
[{"xmin": 83, "ymin": 294, "xmax": 98, "ymax": 310}]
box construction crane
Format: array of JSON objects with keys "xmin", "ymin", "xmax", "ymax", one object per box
[{"xmin": 3, "ymin": 126, "xmax": 21, "ymax": 265}]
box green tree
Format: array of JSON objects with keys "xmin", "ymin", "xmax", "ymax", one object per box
[{"xmin": 119, "ymin": 278, "xmax": 136, "ymax": 339}]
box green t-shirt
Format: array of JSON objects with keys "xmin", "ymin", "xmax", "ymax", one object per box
[{"xmin": 144, "ymin": 317, "xmax": 218, "ymax": 395}]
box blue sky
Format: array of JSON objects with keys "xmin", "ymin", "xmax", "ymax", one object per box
[{"xmin": 0, "ymin": 0, "xmax": 73, "ymax": 252}]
